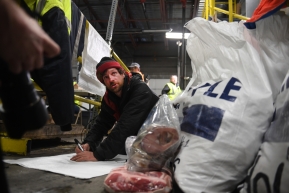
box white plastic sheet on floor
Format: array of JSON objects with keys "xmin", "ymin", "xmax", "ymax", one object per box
[{"xmin": 4, "ymin": 153, "xmax": 127, "ymax": 179}]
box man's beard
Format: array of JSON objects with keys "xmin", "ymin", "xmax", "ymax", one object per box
[{"xmin": 108, "ymin": 82, "xmax": 122, "ymax": 95}]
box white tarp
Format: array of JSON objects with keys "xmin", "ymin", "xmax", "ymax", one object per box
[
  {"xmin": 4, "ymin": 153, "xmax": 127, "ymax": 179},
  {"xmin": 78, "ymin": 23, "xmax": 110, "ymax": 96}
]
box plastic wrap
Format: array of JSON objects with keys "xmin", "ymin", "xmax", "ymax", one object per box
[{"xmin": 126, "ymin": 95, "xmax": 181, "ymax": 172}]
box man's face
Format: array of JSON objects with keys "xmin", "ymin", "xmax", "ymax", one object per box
[
  {"xmin": 129, "ymin": 66, "xmax": 139, "ymax": 73},
  {"xmin": 103, "ymin": 68, "xmax": 125, "ymax": 96},
  {"xmin": 171, "ymin": 76, "xmax": 177, "ymax": 84}
]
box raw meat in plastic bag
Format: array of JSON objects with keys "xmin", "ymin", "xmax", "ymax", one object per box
[
  {"xmin": 126, "ymin": 95, "xmax": 181, "ymax": 172},
  {"xmin": 104, "ymin": 166, "xmax": 172, "ymax": 193}
]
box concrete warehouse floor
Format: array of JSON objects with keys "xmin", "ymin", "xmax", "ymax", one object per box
[
  {"xmin": 2, "ymin": 137, "xmax": 182, "ymax": 193},
  {"xmin": 3, "ymin": 137, "xmax": 108, "ymax": 193}
]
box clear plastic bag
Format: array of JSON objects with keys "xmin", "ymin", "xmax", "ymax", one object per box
[
  {"xmin": 126, "ymin": 95, "xmax": 181, "ymax": 172},
  {"xmin": 125, "ymin": 136, "xmax": 136, "ymax": 156}
]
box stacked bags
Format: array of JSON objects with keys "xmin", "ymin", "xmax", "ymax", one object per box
[
  {"xmin": 174, "ymin": 10, "xmax": 289, "ymax": 192},
  {"xmin": 240, "ymin": 69, "xmax": 289, "ymax": 193}
]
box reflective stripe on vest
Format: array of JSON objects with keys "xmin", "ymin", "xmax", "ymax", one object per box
[
  {"xmin": 71, "ymin": 12, "xmax": 84, "ymax": 63},
  {"xmin": 62, "ymin": 0, "xmax": 72, "ymax": 33},
  {"xmin": 166, "ymin": 82, "xmax": 181, "ymax": 100},
  {"xmin": 35, "ymin": 0, "xmax": 46, "ymax": 21}
]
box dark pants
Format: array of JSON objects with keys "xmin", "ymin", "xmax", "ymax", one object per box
[{"xmin": 30, "ymin": 7, "xmax": 74, "ymax": 126}]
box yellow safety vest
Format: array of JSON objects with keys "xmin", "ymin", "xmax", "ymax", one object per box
[
  {"xmin": 19, "ymin": 0, "xmax": 71, "ymax": 33},
  {"xmin": 166, "ymin": 82, "xmax": 182, "ymax": 100}
]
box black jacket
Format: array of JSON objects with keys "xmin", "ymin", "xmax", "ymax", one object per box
[
  {"xmin": 83, "ymin": 75, "xmax": 159, "ymax": 161},
  {"xmin": 131, "ymin": 71, "xmax": 144, "ymax": 81}
]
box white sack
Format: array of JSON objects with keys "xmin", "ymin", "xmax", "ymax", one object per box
[
  {"xmin": 78, "ymin": 23, "xmax": 109, "ymax": 96},
  {"xmin": 244, "ymin": 11, "xmax": 289, "ymax": 100},
  {"xmin": 174, "ymin": 17, "xmax": 275, "ymax": 193},
  {"xmin": 240, "ymin": 70, "xmax": 289, "ymax": 193}
]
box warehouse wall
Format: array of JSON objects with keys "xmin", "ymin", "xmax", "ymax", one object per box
[{"xmin": 115, "ymin": 41, "xmax": 193, "ymax": 86}]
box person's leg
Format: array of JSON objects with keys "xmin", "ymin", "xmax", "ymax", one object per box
[{"xmin": 31, "ymin": 7, "xmax": 74, "ymax": 131}]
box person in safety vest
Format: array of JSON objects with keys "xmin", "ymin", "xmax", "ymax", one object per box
[
  {"xmin": 161, "ymin": 75, "xmax": 182, "ymax": 100},
  {"xmin": 17, "ymin": 0, "xmax": 75, "ymax": 131},
  {"xmin": 70, "ymin": 57, "xmax": 159, "ymax": 162},
  {"xmin": 0, "ymin": 0, "xmax": 60, "ymax": 74},
  {"xmin": 0, "ymin": 0, "xmax": 61, "ymax": 192}
]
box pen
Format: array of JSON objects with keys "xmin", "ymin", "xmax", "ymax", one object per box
[{"xmin": 74, "ymin": 138, "xmax": 84, "ymax": 152}]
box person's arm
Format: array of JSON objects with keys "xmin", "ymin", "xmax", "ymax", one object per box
[
  {"xmin": 83, "ymin": 103, "xmax": 116, "ymax": 152},
  {"xmin": 94, "ymin": 82, "xmax": 158, "ymax": 161},
  {"xmin": 70, "ymin": 102, "xmax": 116, "ymax": 162},
  {"xmin": 0, "ymin": 0, "xmax": 60, "ymax": 74},
  {"xmin": 161, "ymin": 84, "xmax": 170, "ymax": 95}
]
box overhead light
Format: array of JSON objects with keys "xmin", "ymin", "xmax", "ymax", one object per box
[{"xmin": 165, "ymin": 32, "xmax": 190, "ymax": 39}]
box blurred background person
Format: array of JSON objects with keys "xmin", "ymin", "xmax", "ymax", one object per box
[
  {"xmin": 161, "ymin": 75, "xmax": 182, "ymax": 101},
  {"xmin": 128, "ymin": 62, "xmax": 144, "ymax": 81}
]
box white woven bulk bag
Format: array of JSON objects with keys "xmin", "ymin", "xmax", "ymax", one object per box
[
  {"xmin": 240, "ymin": 70, "xmax": 289, "ymax": 193},
  {"xmin": 243, "ymin": 11, "xmax": 289, "ymax": 101},
  {"xmin": 173, "ymin": 17, "xmax": 274, "ymax": 193}
]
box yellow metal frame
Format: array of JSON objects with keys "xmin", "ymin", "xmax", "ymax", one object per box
[
  {"xmin": 33, "ymin": 81, "xmax": 101, "ymax": 108},
  {"xmin": 112, "ymin": 51, "xmax": 129, "ymax": 72},
  {"xmin": 74, "ymin": 95, "xmax": 101, "ymax": 107},
  {"xmin": 0, "ymin": 137, "xmax": 31, "ymax": 156},
  {"xmin": 203, "ymin": 0, "xmax": 249, "ymax": 22}
]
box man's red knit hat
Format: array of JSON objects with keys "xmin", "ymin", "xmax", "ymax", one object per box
[{"xmin": 96, "ymin": 57, "xmax": 123, "ymax": 83}]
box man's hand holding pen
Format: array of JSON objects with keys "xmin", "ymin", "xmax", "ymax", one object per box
[
  {"xmin": 74, "ymin": 143, "xmax": 90, "ymax": 153},
  {"xmin": 71, "ymin": 141, "xmax": 98, "ymax": 162},
  {"xmin": 70, "ymin": 150, "xmax": 97, "ymax": 162}
]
